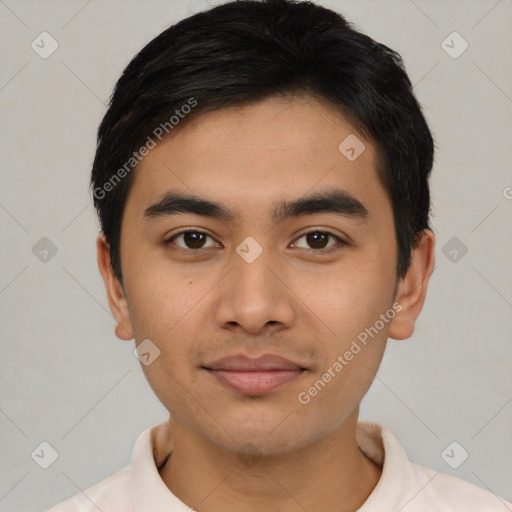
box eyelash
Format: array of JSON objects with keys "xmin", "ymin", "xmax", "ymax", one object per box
[{"xmin": 163, "ymin": 228, "xmax": 348, "ymax": 254}]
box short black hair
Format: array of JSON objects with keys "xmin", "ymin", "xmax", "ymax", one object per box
[{"xmin": 91, "ymin": 0, "xmax": 434, "ymax": 286}]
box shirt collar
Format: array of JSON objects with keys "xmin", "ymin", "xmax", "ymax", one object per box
[
  {"xmin": 356, "ymin": 420, "xmax": 412, "ymax": 511},
  {"xmin": 130, "ymin": 418, "xmax": 189, "ymax": 511},
  {"xmin": 129, "ymin": 418, "xmax": 410, "ymax": 511}
]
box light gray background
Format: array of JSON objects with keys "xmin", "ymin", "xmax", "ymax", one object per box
[{"xmin": 1, "ymin": 0, "xmax": 511, "ymax": 510}]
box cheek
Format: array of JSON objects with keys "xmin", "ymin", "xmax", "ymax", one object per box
[
  {"xmin": 136, "ymin": 325, "xmax": 201, "ymax": 414},
  {"xmin": 301, "ymin": 259, "xmax": 394, "ymax": 404},
  {"xmin": 301, "ymin": 289, "xmax": 390, "ymax": 411},
  {"xmin": 308, "ymin": 261, "xmax": 392, "ymax": 338},
  {"xmin": 124, "ymin": 263, "xmax": 196, "ymax": 337}
]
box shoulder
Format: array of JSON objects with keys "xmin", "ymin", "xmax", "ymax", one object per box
[
  {"xmin": 45, "ymin": 466, "xmax": 131, "ymax": 512},
  {"xmin": 404, "ymin": 462, "xmax": 512, "ymax": 511}
]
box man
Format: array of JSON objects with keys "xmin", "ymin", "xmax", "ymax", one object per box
[{"xmin": 47, "ymin": 0, "xmax": 512, "ymax": 510}]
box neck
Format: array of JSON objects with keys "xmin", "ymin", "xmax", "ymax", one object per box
[{"xmin": 159, "ymin": 412, "xmax": 382, "ymax": 512}]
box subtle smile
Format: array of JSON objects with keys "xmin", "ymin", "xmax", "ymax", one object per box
[{"xmin": 202, "ymin": 354, "xmax": 307, "ymax": 395}]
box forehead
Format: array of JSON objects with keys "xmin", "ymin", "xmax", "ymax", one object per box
[{"xmin": 126, "ymin": 95, "xmax": 387, "ymax": 224}]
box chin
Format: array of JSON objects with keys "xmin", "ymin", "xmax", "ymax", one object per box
[{"xmin": 217, "ymin": 422, "xmax": 321, "ymax": 458}]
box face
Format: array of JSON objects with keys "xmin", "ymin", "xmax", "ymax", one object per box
[{"xmin": 99, "ymin": 95, "xmax": 432, "ymax": 457}]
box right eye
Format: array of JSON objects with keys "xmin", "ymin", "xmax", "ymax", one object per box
[{"xmin": 164, "ymin": 229, "xmax": 220, "ymax": 251}]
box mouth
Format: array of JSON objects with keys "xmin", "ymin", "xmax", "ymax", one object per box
[{"xmin": 202, "ymin": 354, "xmax": 307, "ymax": 395}]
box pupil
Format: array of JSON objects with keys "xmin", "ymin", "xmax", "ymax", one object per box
[
  {"xmin": 185, "ymin": 232, "xmax": 204, "ymax": 248},
  {"xmin": 307, "ymin": 232, "xmax": 327, "ymax": 249}
]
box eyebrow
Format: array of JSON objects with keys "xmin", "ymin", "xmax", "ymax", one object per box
[{"xmin": 143, "ymin": 188, "xmax": 369, "ymax": 224}]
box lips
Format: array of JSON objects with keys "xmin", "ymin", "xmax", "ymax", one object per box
[{"xmin": 203, "ymin": 354, "xmax": 306, "ymax": 395}]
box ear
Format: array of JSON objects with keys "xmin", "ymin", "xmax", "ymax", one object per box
[
  {"xmin": 96, "ymin": 233, "xmax": 134, "ymax": 341},
  {"xmin": 388, "ymin": 229, "xmax": 436, "ymax": 340}
]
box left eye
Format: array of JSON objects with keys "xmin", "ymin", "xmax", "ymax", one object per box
[{"xmin": 293, "ymin": 230, "xmax": 344, "ymax": 251}]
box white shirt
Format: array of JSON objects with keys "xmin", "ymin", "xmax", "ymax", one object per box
[{"xmin": 46, "ymin": 419, "xmax": 512, "ymax": 511}]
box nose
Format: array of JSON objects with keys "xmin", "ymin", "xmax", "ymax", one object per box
[{"xmin": 213, "ymin": 243, "xmax": 296, "ymax": 335}]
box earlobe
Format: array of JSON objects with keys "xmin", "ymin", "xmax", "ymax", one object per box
[
  {"xmin": 96, "ymin": 233, "xmax": 134, "ymax": 341},
  {"xmin": 115, "ymin": 323, "xmax": 133, "ymax": 341},
  {"xmin": 388, "ymin": 229, "xmax": 436, "ymax": 341}
]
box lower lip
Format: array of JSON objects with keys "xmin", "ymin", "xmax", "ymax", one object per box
[{"xmin": 205, "ymin": 369, "xmax": 304, "ymax": 395}]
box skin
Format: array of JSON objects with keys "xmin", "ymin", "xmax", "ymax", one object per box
[{"xmin": 97, "ymin": 94, "xmax": 435, "ymax": 512}]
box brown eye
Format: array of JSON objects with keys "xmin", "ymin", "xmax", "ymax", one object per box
[
  {"xmin": 165, "ymin": 230, "xmax": 217, "ymax": 250},
  {"xmin": 306, "ymin": 232, "xmax": 329, "ymax": 249},
  {"xmin": 293, "ymin": 230, "xmax": 345, "ymax": 251}
]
